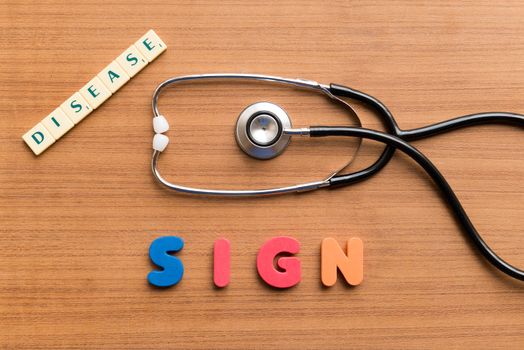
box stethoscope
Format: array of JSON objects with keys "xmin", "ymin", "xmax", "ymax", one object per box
[{"xmin": 150, "ymin": 73, "xmax": 524, "ymax": 282}]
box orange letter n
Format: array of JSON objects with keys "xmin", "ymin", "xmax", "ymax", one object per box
[{"xmin": 321, "ymin": 238, "xmax": 363, "ymax": 286}]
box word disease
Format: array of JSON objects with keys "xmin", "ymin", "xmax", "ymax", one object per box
[
  {"xmin": 22, "ymin": 29, "xmax": 167, "ymax": 155},
  {"xmin": 147, "ymin": 236, "xmax": 364, "ymax": 288}
]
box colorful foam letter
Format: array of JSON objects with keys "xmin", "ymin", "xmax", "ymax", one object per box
[
  {"xmin": 257, "ymin": 236, "xmax": 301, "ymax": 289},
  {"xmin": 321, "ymin": 237, "xmax": 363, "ymax": 286},
  {"xmin": 213, "ymin": 238, "xmax": 230, "ymax": 288},
  {"xmin": 148, "ymin": 236, "xmax": 184, "ymax": 288}
]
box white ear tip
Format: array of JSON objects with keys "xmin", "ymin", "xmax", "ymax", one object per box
[
  {"xmin": 153, "ymin": 133, "xmax": 169, "ymax": 152},
  {"xmin": 153, "ymin": 115, "xmax": 170, "ymax": 133}
]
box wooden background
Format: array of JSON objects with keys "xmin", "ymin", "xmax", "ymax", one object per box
[{"xmin": 1, "ymin": 1, "xmax": 523, "ymax": 349}]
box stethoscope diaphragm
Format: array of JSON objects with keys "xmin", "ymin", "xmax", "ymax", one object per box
[{"xmin": 235, "ymin": 102, "xmax": 292, "ymax": 160}]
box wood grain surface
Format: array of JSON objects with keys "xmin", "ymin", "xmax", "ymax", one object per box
[{"xmin": 1, "ymin": 1, "xmax": 523, "ymax": 349}]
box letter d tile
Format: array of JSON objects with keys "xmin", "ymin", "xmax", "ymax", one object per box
[{"xmin": 22, "ymin": 123, "xmax": 55, "ymax": 155}]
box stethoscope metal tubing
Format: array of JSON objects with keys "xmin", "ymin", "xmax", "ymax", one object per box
[
  {"xmin": 152, "ymin": 73, "xmax": 331, "ymax": 116},
  {"xmin": 151, "ymin": 149, "xmax": 329, "ymax": 196},
  {"xmin": 151, "ymin": 74, "xmax": 363, "ymax": 196}
]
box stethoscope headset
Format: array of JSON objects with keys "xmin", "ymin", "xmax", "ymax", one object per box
[{"xmin": 150, "ymin": 73, "xmax": 524, "ymax": 282}]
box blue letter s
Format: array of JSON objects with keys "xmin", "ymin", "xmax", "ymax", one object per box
[{"xmin": 148, "ymin": 236, "xmax": 184, "ymax": 287}]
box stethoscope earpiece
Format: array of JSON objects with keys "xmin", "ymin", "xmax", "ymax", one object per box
[
  {"xmin": 152, "ymin": 115, "xmax": 170, "ymax": 152},
  {"xmin": 153, "ymin": 133, "xmax": 169, "ymax": 152}
]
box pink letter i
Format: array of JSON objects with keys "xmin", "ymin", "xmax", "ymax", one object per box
[{"xmin": 213, "ymin": 238, "xmax": 230, "ymax": 288}]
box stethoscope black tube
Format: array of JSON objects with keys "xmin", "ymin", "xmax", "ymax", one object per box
[
  {"xmin": 398, "ymin": 112, "xmax": 524, "ymax": 141},
  {"xmin": 327, "ymin": 84, "xmax": 398, "ymax": 187},
  {"xmin": 327, "ymin": 84, "xmax": 524, "ymax": 188},
  {"xmin": 310, "ymin": 126, "xmax": 524, "ymax": 282}
]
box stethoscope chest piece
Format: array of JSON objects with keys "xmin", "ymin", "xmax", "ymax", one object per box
[{"xmin": 235, "ymin": 102, "xmax": 292, "ymax": 159}]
